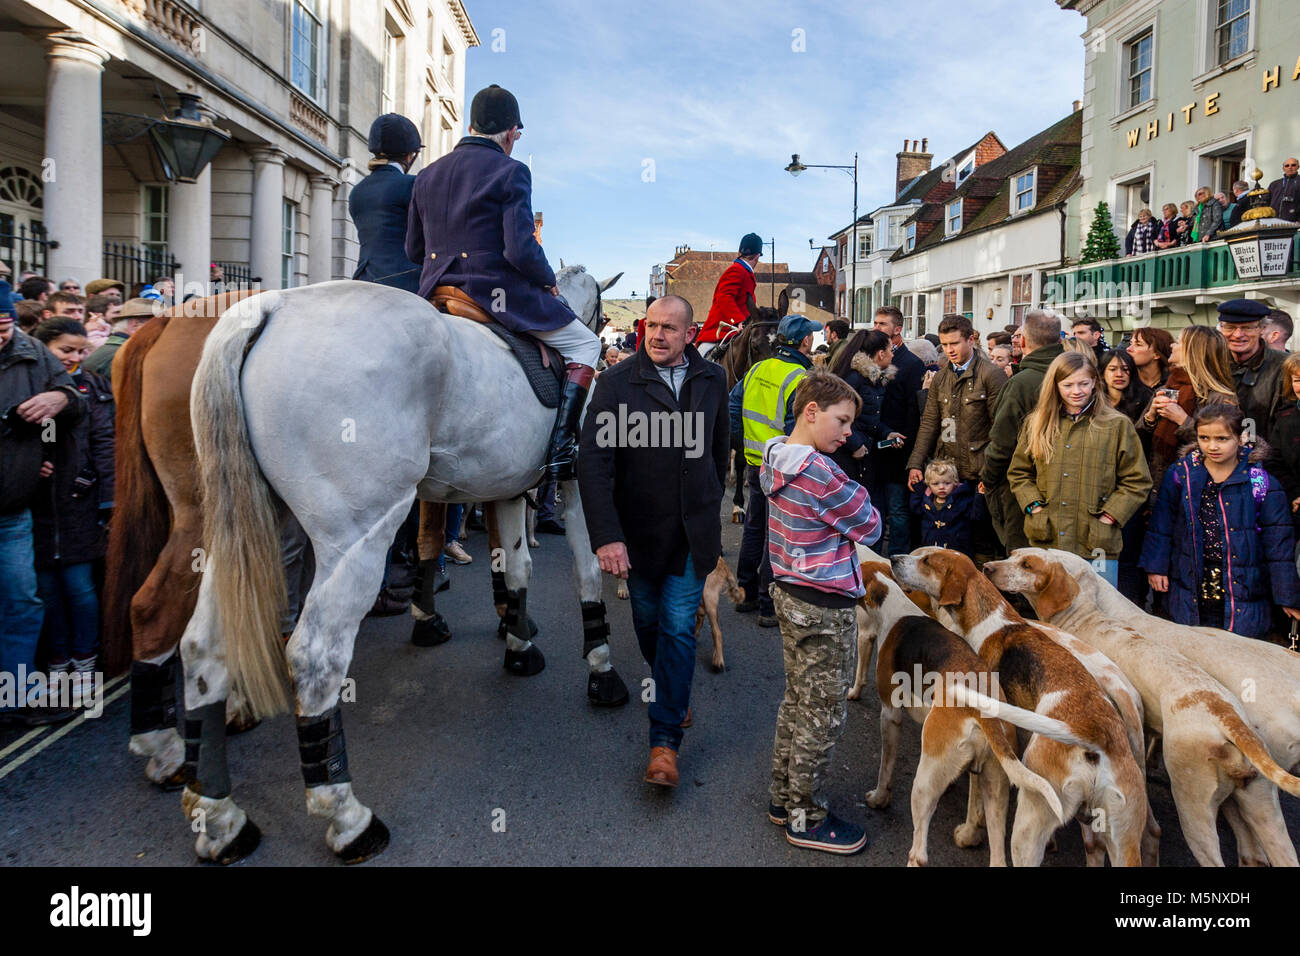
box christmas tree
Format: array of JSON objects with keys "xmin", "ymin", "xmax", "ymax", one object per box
[{"xmin": 1080, "ymin": 201, "xmax": 1123, "ymax": 264}]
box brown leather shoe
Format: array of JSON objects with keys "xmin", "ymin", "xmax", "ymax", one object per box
[
  {"xmin": 680, "ymin": 707, "xmax": 693, "ymax": 729},
  {"xmin": 644, "ymin": 746, "xmax": 679, "ymax": 788}
]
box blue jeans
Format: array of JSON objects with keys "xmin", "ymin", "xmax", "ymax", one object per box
[
  {"xmin": 737, "ymin": 465, "xmax": 773, "ymax": 614},
  {"xmin": 877, "ymin": 481, "xmax": 912, "ymax": 556},
  {"xmin": 627, "ymin": 553, "xmax": 707, "ymax": 751},
  {"xmin": 438, "ymin": 503, "xmax": 465, "ymax": 572},
  {"xmin": 36, "ymin": 562, "xmax": 100, "ymax": 662},
  {"xmin": 0, "ymin": 510, "xmax": 44, "ymax": 710}
]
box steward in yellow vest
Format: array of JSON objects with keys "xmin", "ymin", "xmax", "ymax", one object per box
[{"xmin": 730, "ymin": 315, "xmax": 821, "ymax": 464}]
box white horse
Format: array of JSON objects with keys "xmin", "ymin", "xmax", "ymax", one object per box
[{"xmin": 178, "ymin": 266, "xmax": 625, "ymax": 863}]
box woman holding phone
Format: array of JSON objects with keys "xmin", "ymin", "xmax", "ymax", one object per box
[{"xmin": 830, "ymin": 329, "xmax": 905, "ymax": 484}]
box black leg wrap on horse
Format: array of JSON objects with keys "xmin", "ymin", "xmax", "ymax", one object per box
[
  {"xmin": 182, "ymin": 701, "xmax": 231, "ymax": 799},
  {"xmin": 503, "ymin": 588, "xmax": 545, "ymax": 675},
  {"xmin": 130, "ymin": 653, "xmax": 179, "ymax": 735},
  {"xmin": 409, "ymin": 560, "xmax": 451, "ymax": 646},
  {"xmin": 297, "ymin": 705, "xmax": 351, "ymax": 787},
  {"xmin": 491, "ymin": 569, "xmax": 508, "ymax": 608},
  {"xmin": 497, "ymin": 588, "xmax": 538, "ymax": 640},
  {"xmin": 581, "ymin": 600, "xmax": 611, "ymax": 658}
]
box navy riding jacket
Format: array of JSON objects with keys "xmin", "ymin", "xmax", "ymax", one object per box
[{"xmin": 349, "ymin": 163, "xmax": 421, "ymax": 294}]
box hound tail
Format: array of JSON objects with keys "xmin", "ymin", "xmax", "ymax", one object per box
[
  {"xmin": 191, "ymin": 292, "xmax": 292, "ymax": 719},
  {"xmin": 947, "ymin": 682, "xmax": 1094, "ymax": 752},
  {"xmin": 1210, "ymin": 697, "xmax": 1300, "ymax": 798}
]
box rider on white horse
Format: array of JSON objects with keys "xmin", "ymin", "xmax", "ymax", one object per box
[{"xmin": 405, "ymin": 84, "xmax": 601, "ymax": 482}]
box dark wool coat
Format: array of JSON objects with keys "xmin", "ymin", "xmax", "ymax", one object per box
[
  {"xmin": 909, "ymin": 480, "xmax": 986, "ymax": 554},
  {"xmin": 350, "ymin": 163, "xmax": 421, "ymax": 293},
  {"xmin": 578, "ymin": 345, "xmax": 730, "ymax": 581},
  {"xmin": 31, "ymin": 367, "xmax": 115, "ymax": 568},
  {"xmin": 1231, "ymin": 343, "xmax": 1286, "ymax": 443},
  {"xmin": 1142, "ymin": 444, "xmax": 1300, "ymax": 637},
  {"xmin": 0, "ymin": 329, "xmax": 84, "ymax": 514},
  {"xmin": 873, "ymin": 341, "xmax": 926, "ymax": 486},
  {"xmin": 840, "ymin": 352, "xmax": 897, "ymax": 454},
  {"xmin": 1268, "ymin": 402, "xmax": 1300, "ymax": 531},
  {"xmin": 406, "ymin": 136, "xmax": 573, "ymax": 332}
]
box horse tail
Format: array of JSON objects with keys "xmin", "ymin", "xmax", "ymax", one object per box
[
  {"xmin": 192, "ymin": 293, "xmax": 292, "ymax": 719},
  {"xmin": 101, "ymin": 314, "xmax": 173, "ymax": 676}
]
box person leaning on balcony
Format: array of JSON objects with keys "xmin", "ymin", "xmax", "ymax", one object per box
[
  {"xmin": 1268, "ymin": 158, "xmax": 1300, "ymax": 224},
  {"xmin": 1218, "ymin": 298, "xmax": 1287, "ymax": 442},
  {"xmin": 1191, "ymin": 186, "xmax": 1224, "ymax": 243},
  {"xmin": 1153, "ymin": 203, "xmax": 1181, "ymax": 250},
  {"xmin": 1225, "ymin": 180, "xmax": 1251, "ymax": 230},
  {"xmin": 1128, "ymin": 208, "xmax": 1159, "ymax": 256},
  {"xmin": 1175, "ymin": 201, "xmax": 1196, "ymax": 246}
]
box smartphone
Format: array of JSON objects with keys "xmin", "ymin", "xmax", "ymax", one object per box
[
  {"xmin": 877, "ymin": 437, "xmax": 902, "ymax": 449},
  {"xmin": 1157, "ymin": 387, "xmax": 1179, "ymax": 402}
]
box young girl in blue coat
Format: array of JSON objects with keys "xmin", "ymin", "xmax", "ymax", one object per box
[{"xmin": 1142, "ymin": 402, "xmax": 1300, "ymax": 638}]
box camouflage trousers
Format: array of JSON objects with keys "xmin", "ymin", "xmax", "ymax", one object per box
[{"xmin": 769, "ymin": 586, "xmax": 857, "ymax": 827}]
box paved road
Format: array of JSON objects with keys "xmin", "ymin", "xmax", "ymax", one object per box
[{"xmin": 2, "ymin": 505, "xmax": 1297, "ymax": 866}]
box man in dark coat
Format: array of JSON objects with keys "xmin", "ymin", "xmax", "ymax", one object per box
[
  {"xmin": 1219, "ymin": 298, "xmax": 1287, "ymax": 442},
  {"xmin": 578, "ymin": 295, "xmax": 729, "ymax": 789},
  {"xmin": 871, "ymin": 305, "xmax": 925, "ymax": 555},
  {"xmin": 350, "ymin": 114, "xmax": 423, "ymax": 293},
  {"xmin": 1268, "ymin": 158, "xmax": 1300, "ymax": 223},
  {"xmin": 407, "ymin": 85, "xmax": 600, "ymax": 481},
  {"xmin": 0, "ymin": 311, "xmax": 84, "ymax": 725}
]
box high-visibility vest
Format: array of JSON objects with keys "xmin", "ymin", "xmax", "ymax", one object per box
[{"xmin": 741, "ymin": 356, "xmax": 807, "ymax": 465}]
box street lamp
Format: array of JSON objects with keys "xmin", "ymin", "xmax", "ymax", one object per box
[
  {"xmin": 786, "ymin": 151, "xmax": 858, "ymax": 324},
  {"xmin": 147, "ymin": 93, "xmax": 231, "ymax": 184}
]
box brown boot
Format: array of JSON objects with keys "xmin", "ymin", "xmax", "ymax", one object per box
[{"xmin": 644, "ymin": 746, "xmax": 679, "ymax": 788}]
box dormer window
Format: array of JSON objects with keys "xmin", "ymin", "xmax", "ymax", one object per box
[
  {"xmin": 955, "ymin": 156, "xmax": 975, "ymax": 185},
  {"xmin": 1013, "ymin": 168, "xmax": 1036, "ymax": 213},
  {"xmin": 946, "ymin": 199, "xmax": 963, "ymax": 236},
  {"xmin": 906, "ymin": 222, "xmax": 916, "ymax": 251}
]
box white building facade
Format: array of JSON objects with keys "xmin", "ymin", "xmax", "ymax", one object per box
[{"xmin": 0, "ymin": 0, "xmax": 477, "ymax": 294}]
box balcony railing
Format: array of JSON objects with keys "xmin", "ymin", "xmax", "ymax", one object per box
[
  {"xmin": 0, "ymin": 222, "xmax": 49, "ymax": 278},
  {"xmin": 1044, "ymin": 235, "xmax": 1300, "ymax": 315}
]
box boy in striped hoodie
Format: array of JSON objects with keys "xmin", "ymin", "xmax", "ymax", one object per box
[{"xmin": 760, "ymin": 369, "xmax": 882, "ymax": 854}]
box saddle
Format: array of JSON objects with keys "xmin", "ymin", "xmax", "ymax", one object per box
[{"xmin": 431, "ymin": 286, "xmax": 563, "ymax": 409}]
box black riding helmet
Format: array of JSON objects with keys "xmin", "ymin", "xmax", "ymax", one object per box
[{"xmin": 368, "ymin": 113, "xmax": 422, "ymax": 157}]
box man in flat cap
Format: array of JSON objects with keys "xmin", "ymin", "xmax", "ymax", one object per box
[
  {"xmin": 406, "ymin": 84, "xmax": 600, "ymax": 481},
  {"xmin": 1218, "ymin": 298, "xmax": 1286, "ymax": 441},
  {"xmin": 697, "ymin": 232, "xmax": 763, "ymax": 358}
]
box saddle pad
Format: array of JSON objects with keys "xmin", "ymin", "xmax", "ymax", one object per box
[{"xmin": 482, "ymin": 320, "xmax": 564, "ymax": 409}]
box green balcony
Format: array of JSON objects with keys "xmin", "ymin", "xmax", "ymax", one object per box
[{"xmin": 1043, "ymin": 235, "xmax": 1300, "ymax": 322}]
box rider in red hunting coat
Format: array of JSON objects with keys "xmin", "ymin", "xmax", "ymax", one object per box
[{"xmin": 696, "ymin": 232, "xmax": 762, "ymax": 358}]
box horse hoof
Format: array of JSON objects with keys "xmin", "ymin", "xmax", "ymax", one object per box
[
  {"xmin": 337, "ymin": 815, "xmax": 390, "ymax": 865},
  {"xmin": 225, "ymin": 714, "xmax": 261, "ymax": 736},
  {"xmin": 153, "ymin": 769, "xmax": 188, "ymax": 793},
  {"xmin": 504, "ymin": 644, "xmax": 545, "ymax": 676},
  {"xmin": 587, "ymin": 667, "xmax": 629, "ymax": 706},
  {"xmin": 497, "ymin": 616, "xmax": 539, "ymax": 641},
  {"xmin": 208, "ymin": 818, "xmax": 262, "ymax": 866},
  {"xmin": 411, "ymin": 613, "xmax": 452, "ymax": 647}
]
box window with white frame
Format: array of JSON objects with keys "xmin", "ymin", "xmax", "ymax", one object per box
[
  {"xmin": 1013, "ymin": 169, "xmax": 1036, "ymax": 213},
  {"xmin": 141, "ymin": 185, "xmax": 169, "ymax": 255},
  {"xmin": 887, "ymin": 216, "xmax": 904, "ymax": 247},
  {"xmin": 916, "ymin": 292, "xmax": 927, "ymax": 335},
  {"xmin": 946, "ymin": 199, "xmax": 963, "ymax": 236},
  {"xmin": 381, "ymin": 27, "xmax": 402, "ymax": 114},
  {"xmin": 291, "ymin": 0, "xmax": 325, "ymax": 102},
  {"xmin": 942, "ymin": 287, "xmax": 958, "ymax": 316},
  {"xmin": 821, "ymin": 255, "xmax": 830, "ymax": 275},
  {"xmin": 905, "ymin": 222, "xmax": 916, "ymax": 252},
  {"xmin": 901, "ymin": 294, "xmax": 915, "ymax": 336},
  {"xmin": 943, "ymin": 286, "xmax": 973, "ymax": 320},
  {"xmin": 1214, "ymin": 0, "xmax": 1250, "ymax": 66},
  {"xmin": 282, "ymin": 199, "xmax": 297, "ymax": 289},
  {"xmin": 956, "ymin": 155, "xmax": 975, "ymax": 185},
  {"xmin": 858, "ymin": 230, "xmax": 872, "ymax": 259},
  {"xmin": 1125, "ymin": 29, "xmax": 1153, "ymax": 109},
  {"xmin": 1010, "ymin": 273, "xmax": 1033, "ymax": 325},
  {"xmin": 441, "ymin": 37, "xmax": 455, "ymax": 80}
]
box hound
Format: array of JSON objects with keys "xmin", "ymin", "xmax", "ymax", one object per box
[
  {"xmin": 987, "ymin": 549, "xmax": 1300, "ymax": 868},
  {"xmin": 890, "ymin": 548, "xmax": 1149, "ymax": 867}
]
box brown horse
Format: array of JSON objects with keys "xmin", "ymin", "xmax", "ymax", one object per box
[{"xmin": 103, "ymin": 292, "xmax": 260, "ymax": 787}]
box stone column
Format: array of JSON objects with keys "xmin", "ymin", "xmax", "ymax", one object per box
[
  {"xmin": 307, "ymin": 174, "xmax": 337, "ymax": 284},
  {"xmin": 44, "ymin": 33, "xmax": 109, "ymax": 284},
  {"xmin": 248, "ymin": 147, "xmax": 286, "ymax": 288},
  {"xmin": 168, "ymin": 163, "xmax": 211, "ymax": 297}
]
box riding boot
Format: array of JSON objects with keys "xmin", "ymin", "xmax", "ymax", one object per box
[{"xmin": 543, "ymin": 363, "xmax": 594, "ymax": 483}]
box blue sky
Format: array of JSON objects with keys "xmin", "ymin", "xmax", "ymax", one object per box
[{"xmin": 464, "ymin": 0, "xmax": 1085, "ymax": 298}]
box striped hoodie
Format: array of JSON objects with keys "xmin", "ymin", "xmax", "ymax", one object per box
[{"xmin": 760, "ymin": 435, "xmax": 882, "ymax": 599}]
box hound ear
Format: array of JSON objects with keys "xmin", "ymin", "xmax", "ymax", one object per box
[
  {"xmin": 937, "ymin": 567, "xmax": 967, "ymax": 608},
  {"xmin": 598, "ymin": 272, "xmax": 623, "ymax": 293},
  {"xmin": 1035, "ymin": 560, "xmax": 1078, "ymax": 620}
]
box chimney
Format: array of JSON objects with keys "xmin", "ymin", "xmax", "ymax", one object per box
[
  {"xmin": 896, "ymin": 137, "xmax": 934, "ymax": 200},
  {"xmin": 1072, "ymin": 99, "xmax": 1082, "ymax": 112}
]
